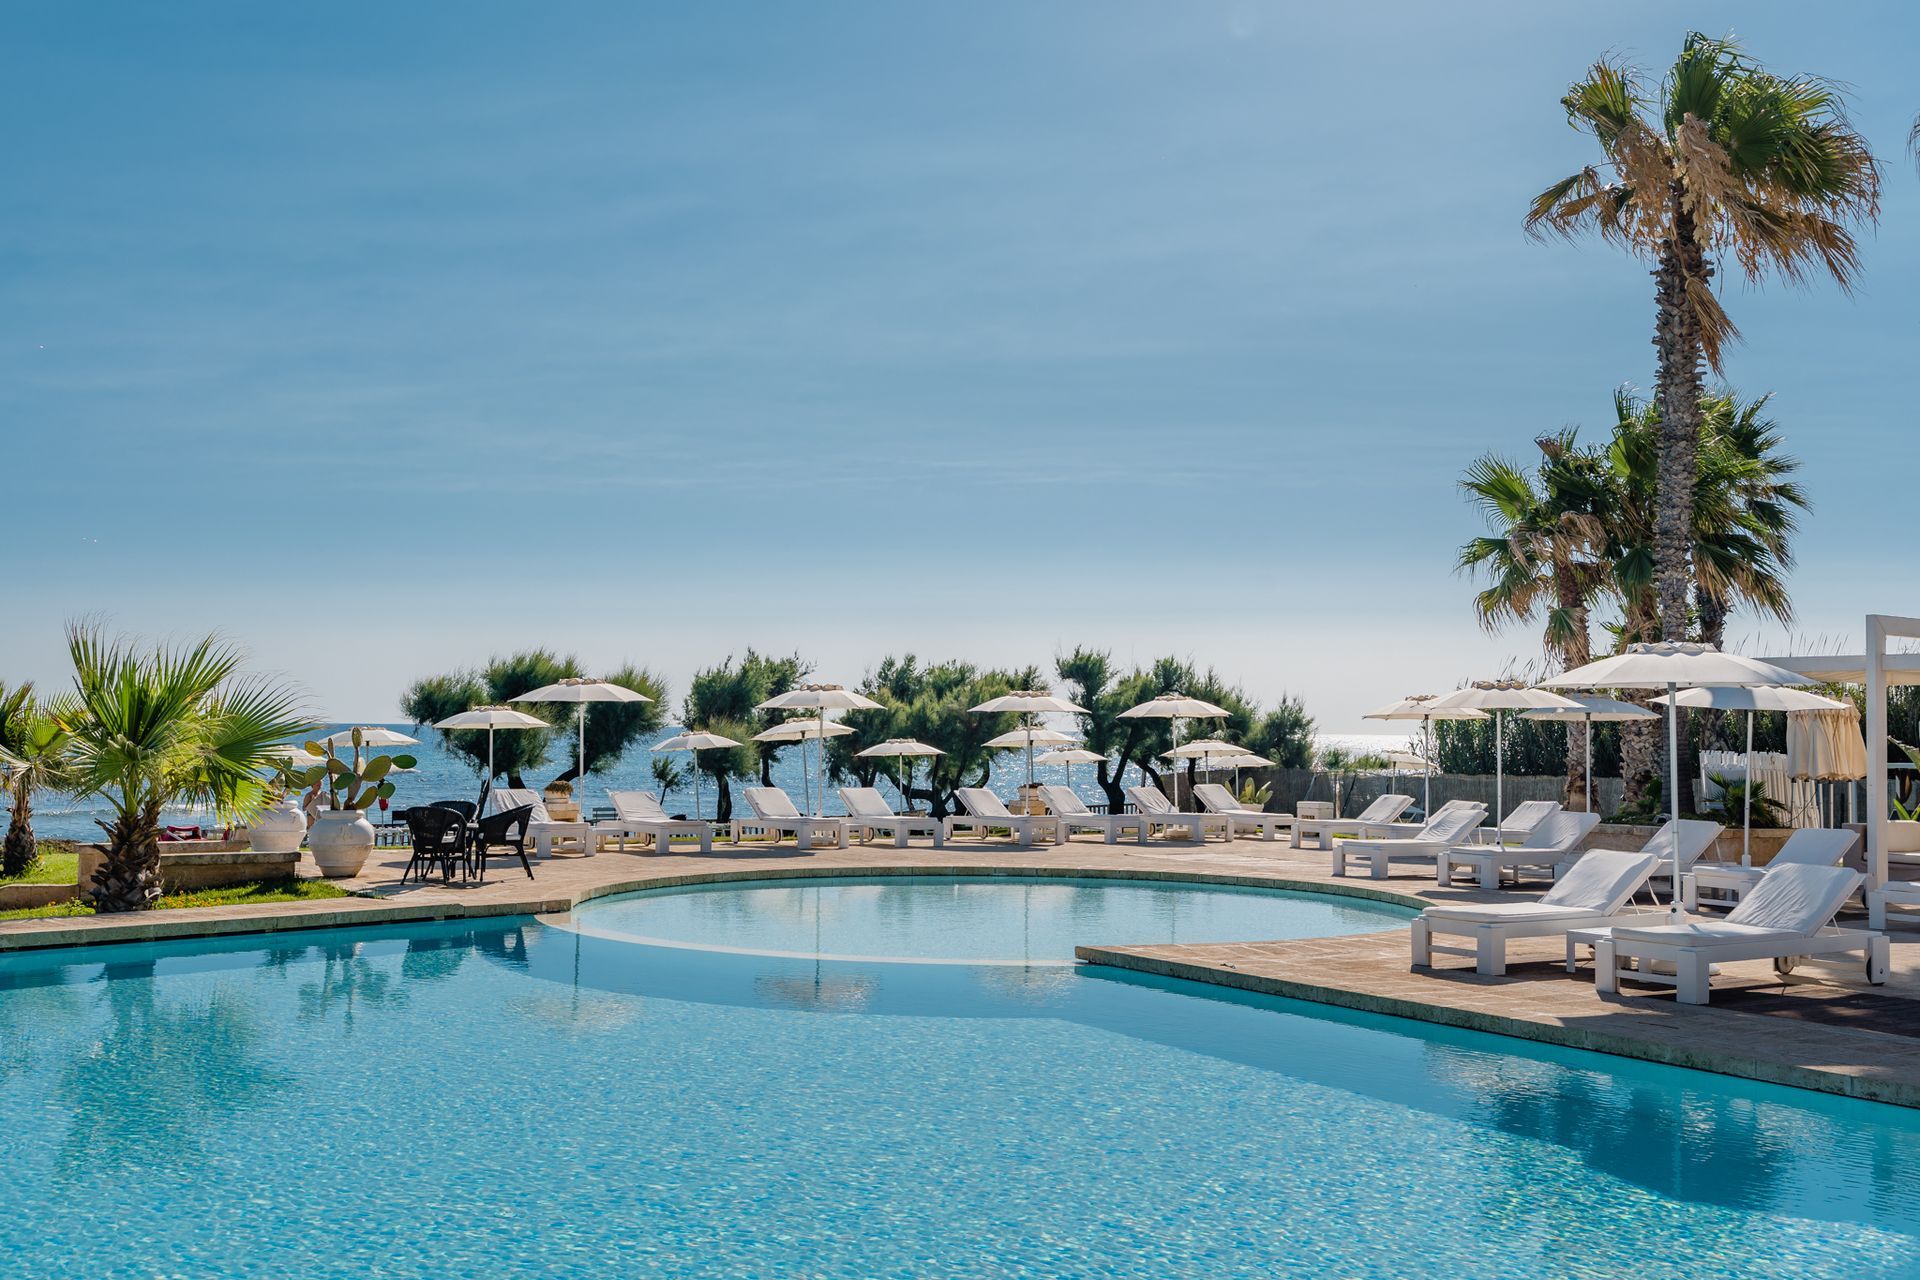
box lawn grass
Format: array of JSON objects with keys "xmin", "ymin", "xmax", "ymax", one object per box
[
  {"xmin": 0, "ymin": 848, "xmax": 79, "ymax": 887},
  {"xmin": 0, "ymin": 877, "xmax": 350, "ymax": 923}
]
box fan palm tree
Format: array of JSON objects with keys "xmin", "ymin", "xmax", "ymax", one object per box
[
  {"xmin": 1459, "ymin": 433, "xmax": 1614, "ymax": 806},
  {"xmin": 51, "ymin": 625, "xmax": 311, "ymax": 913},
  {"xmin": 0, "ymin": 683, "xmax": 74, "ymax": 878},
  {"xmin": 1529, "ymin": 33, "xmax": 1877, "ymax": 645}
]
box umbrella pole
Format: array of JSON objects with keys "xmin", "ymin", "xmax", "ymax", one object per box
[
  {"xmin": 1743, "ymin": 711, "xmax": 1754, "ymax": 866},
  {"xmin": 1423, "ymin": 717, "xmax": 1433, "ymax": 816},
  {"xmin": 1495, "ymin": 709, "xmax": 1504, "ymax": 845},
  {"xmin": 578, "ymin": 707, "xmax": 587, "ymax": 815},
  {"xmin": 1666, "ymin": 681, "xmax": 1681, "ymax": 916},
  {"xmin": 1584, "ymin": 718, "xmax": 1593, "ymax": 815},
  {"xmin": 818, "ymin": 710, "xmax": 827, "ymax": 817}
]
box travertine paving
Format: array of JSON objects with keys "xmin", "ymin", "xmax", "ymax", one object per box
[{"xmin": 5, "ymin": 830, "xmax": 1919, "ymax": 1105}]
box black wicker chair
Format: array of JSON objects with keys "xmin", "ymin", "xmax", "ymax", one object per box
[
  {"xmin": 402, "ymin": 805, "xmax": 470, "ymax": 884},
  {"xmin": 469, "ymin": 804, "xmax": 534, "ymax": 882}
]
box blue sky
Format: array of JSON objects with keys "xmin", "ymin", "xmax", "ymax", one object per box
[{"xmin": 3, "ymin": 3, "xmax": 1915, "ymax": 733}]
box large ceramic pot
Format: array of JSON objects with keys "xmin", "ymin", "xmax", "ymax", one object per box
[
  {"xmin": 248, "ymin": 797, "xmax": 307, "ymax": 854},
  {"xmin": 1887, "ymin": 820, "xmax": 1920, "ymax": 855},
  {"xmin": 307, "ymin": 808, "xmax": 376, "ymax": 878}
]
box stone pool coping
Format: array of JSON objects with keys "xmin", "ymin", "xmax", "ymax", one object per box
[{"xmin": 4, "ymin": 835, "xmax": 1918, "ymax": 1108}]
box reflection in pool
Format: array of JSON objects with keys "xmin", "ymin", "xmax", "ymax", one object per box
[
  {"xmin": 0, "ymin": 910, "xmax": 1914, "ymax": 1278},
  {"xmin": 561, "ymin": 874, "xmax": 1416, "ymax": 963}
]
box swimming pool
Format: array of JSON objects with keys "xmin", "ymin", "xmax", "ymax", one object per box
[
  {"xmin": 0, "ymin": 878, "xmax": 1915, "ymax": 1279},
  {"xmin": 563, "ymin": 874, "xmax": 1415, "ymax": 963}
]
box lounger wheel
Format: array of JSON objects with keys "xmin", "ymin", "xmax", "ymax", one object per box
[
  {"xmin": 1773, "ymin": 955, "xmax": 1799, "ymax": 976},
  {"xmin": 1870, "ymin": 958, "xmax": 1887, "ymax": 985}
]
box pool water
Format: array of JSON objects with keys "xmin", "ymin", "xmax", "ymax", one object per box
[
  {"xmin": 0, "ymin": 881, "xmax": 1916, "ymax": 1279},
  {"xmin": 565, "ymin": 874, "xmax": 1415, "ymax": 963}
]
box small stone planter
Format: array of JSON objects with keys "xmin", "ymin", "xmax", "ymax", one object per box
[{"xmin": 0, "ymin": 882, "xmax": 81, "ymax": 910}]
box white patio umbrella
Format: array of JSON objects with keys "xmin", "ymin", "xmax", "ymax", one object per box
[
  {"xmin": 1363, "ymin": 695, "xmax": 1488, "ymax": 816},
  {"xmin": 754, "ymin": 717, "xmax": 856, "ymax": 814},
  {"xmin": 1118, "ymin": 693, "xmax": 1230, "ymax": 808},
  {"xmin": 1211, "ymin": 750, "xmax": 1273, "ymax": 795},
  {"xmin": 319, "ymin": 727, "xmax": 420, "ymax": 749},
  {"xmin": 855, "ymin": 738, "xmax": 945, "ymax": 810},
  {"xmin": 1162, "ymin": 738, "xmax": 1242, "ymax": 803},
  {"xmin": 757, "ymin": 685, "xmax": 885, "ymax": 816},
  {"xmin": 1519, "ymin": 695, "xmax": 1658, "ymax": 816},
  {"xmin": 652, "ymin": 730, "xmax": 742, "ymax": 822},
  {"xmin": 433, "ymin": 706, "xmax": 549, "ymax": 786},
  {"xmin": 1428, "ymin": 683, "xmax": 1583, "ymax": 844},
  {"xmin": 1788, "ymin": 705, "xmax": 1869, "ymax": 826},
  {"xmin": 1651, "ymin": 686, "xmax": 1849, "ymax": 864},
  {"xmin": 969, "ymin": 691, "xmax": 1088, "ymax": 790},
  {"xmin": 1034, "ymin": 747, "xmax": 1106, "ymax": 792},
  {"xmin": 514, "ymin": 678, "xmax": 653, "ymax": 815},
  {"xmin": 1542, "ymin": 642, "xmax": 1808, "ymax": 916}
]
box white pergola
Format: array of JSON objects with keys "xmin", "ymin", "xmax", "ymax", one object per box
[{"xmin": 1764, "ymin": 614, "xmax": 1920, "ymax": 894}]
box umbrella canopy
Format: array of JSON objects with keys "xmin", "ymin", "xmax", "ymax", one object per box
[
  {"xmin": 1650, "ymin": 686, "xmax": 1850, "ymax": 863},
  {"xmin": 1543, "ymin": 643, "xmax": 1807, "ymax": 911},
  {"xmin": 756, "ymin": 685, "xmax": 885, "ymax": 815},
  {"xmin": 969, "ymin": 690, "xmax": 1086, "ymax": 789},
  {"xmin": 856, "ymin": 738, "xmax": 945, "ymax": 809},
  {"xmin": 434, "ymin": 706, "xmax": 549, "ymax": 786},
  {"xmin": 1162, "ymin": 738, "xmax": 1242, "ymax": 759},
  {"xmin": 1520, "ymin": 694, "xmax": 1659, "ymax": 815},
  {"xmin": 319, "ymin": 727, "xmax": 420, "ymax": 749},
  {"xmin": 652, "ymin": 731, "xmax": 742, "ymax": 822},
  {"xmin": 1387, "ymin": 752, "xmax": 1434, "ymax": 773},
  {"xmin": 1428, "ymin": 682, "xmax": 1581, "ymax": 842},
  {"xmin": 985, "ymin": 727, "xmax": 1076, "ymax": 750},
  {"xmin": 754, "ymin": 719, "xmax": 856, "ymax": 742},
  {"xmin": 1033, "ymin": 745, "xmax": 1105, "ymax": 791},
  {"xmin": 514, "ymin": 679, "xmax": 654, "ymax": 813},
  {"xmin": 1364, "ymin": 694, "xmax": 1487, "ymax": 813}
]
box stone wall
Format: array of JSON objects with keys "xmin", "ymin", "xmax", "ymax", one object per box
[{"xmin": 76, "ymin": 845, "xmax": 300, "ymax": 893}]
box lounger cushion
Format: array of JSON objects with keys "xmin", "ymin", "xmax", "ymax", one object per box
[
  {"xmin": 609, "ymin": 791, "xmax": 668, "ymax": 822},
  {"xmin": 956, "ymin": 788, "xmax": 1016, "ymax": 820},
  {"xmin": 1539, "ymin": 849, "xmax": 1659, "ymax": 912},
  {"xmin": 1421, "ymin": 903, "xmax": 1604, "ymax": 923},
  {"xmin": 1722, "ymin": 863, "xmax": 1862, "ymax": 933},
  {"xmin": 1607, "ymin": 920, "xmax": 1810, "ymax": 947},
  {"xmin": 840, "ymin": 788, "xmax": 897, "ymax": 819},
  {"xmin": 745, "ymin": 788, "xmax": 804, "ymax": 820}
]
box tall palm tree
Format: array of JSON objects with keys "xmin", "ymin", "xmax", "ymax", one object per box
[
  {"xmin": 0, "ymin": 683, "xmax": 73, "ymax": 878},
  {"xmin": 1530, "ymin": 33, "xmax": 1877, "ymax": 646},
  {"xmin": 50, "ymin": 625, "xmax": 311, "ymax": 913}
]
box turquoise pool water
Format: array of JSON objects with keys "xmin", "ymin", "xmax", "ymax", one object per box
[
  {"xmin": 565, "ymin": 875, "xmax": 1415, "ymax": 962},
  {"xmin": 0, "ymin": 880, "xmax": 1916, "ymax": 1278}
]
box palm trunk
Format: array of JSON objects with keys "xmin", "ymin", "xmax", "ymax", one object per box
[
  {"xmin": 1554, "ymin": 569, "xmax": 1593, "ymax": 811},
  {"xmin": 2, "ymin": 783, "xmax": 35, "ymax": 878},
  {"xmin": 90, "ymin": 800, "xmax": 165, "ymax": 913},
  {"xmin": 1652, "ymin": 192, "xmax": 1710, "ymax": 814}
]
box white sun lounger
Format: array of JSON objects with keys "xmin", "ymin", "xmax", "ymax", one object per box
[
  {"xmin": 1039, "ymin": 786, "xmax": 1138, "ymax": 843},
  {"xmin": 1463, "ymin": 799, "xmax": 1563, "ymax": 846},
  {"xmin": 1128, "ymin": 785, "xmax": 1231, "ymax": 843},
  {"xmin": 1330, "ymin": 804, "xmax": 1487, "ymax": 879},
  {"xmin": 945, "ymin": 788, "xmax": 1065, "ymax": 847},
  {"xmin": 839, "ymin": 787, "xmax": 943, "ymax": 848},
  {"xmin": 1289, "ymin": 794, "xmax": 1417, "ymax": 849},
  {"xmin": 1594, "ymin": 864, "xmax": 1888, "ymax": 1005},
  {"xmin": 490, "ymin": 788, "xmax": 594, "ymax": 859},
  {"xmin": 1440, "ymin": 811, "xmax": 1602, "ymax": 889},
  {"xmin": 733, "ymin": 787, "xmax": 848, "ymax": 850},
  {"xmin": 1412, "ymin": 848, "xmax": 1664, "ymax": 976},
  {"xmin": 1191, "ymin": 784, "xmax": 1297, "ymax": 841},
  {"xmin": 596, "ymin": 790, "xmax": 713, "ymax": 854},
  {"xmin": 1681, "ymin": 828, "xmax": 1858, "ymax": 912}
]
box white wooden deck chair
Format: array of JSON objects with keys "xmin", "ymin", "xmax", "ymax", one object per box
[
  {"xmin": 1595, "ymin": 864, "xmax": 1888, "ymax": 1005},
  {"xmin": 1290, "ymin": 794, "xmax": 1417, "ymax": 850},
  {"xmin": 733, "ymin": 787, "xmax": 847, "ymax": 850},
  {"xmin": 839, "ymin": 787, "xmax": 943, "ymax": 848},
  {"xmin": 1465, "ymin": 799, "xmax": 1563, "ymax": 846},
  {"xmin": 1330, "ymin": 804, "xmax": 1486, "ymax": 880},
  {"xmin": 1638, "ymin": 818, "xmax": 1732, "ymax": 901},
  {"xmin": 596, "ymin": 790, "xmax": 713, "ymax": 855},
  {"xmin": 1440, "ymin": 811, "xmax": 1603, "ymax": 889},
  {"xmin": 1038, "ymin": 785, "xmax": 1138, "ymax": 843},
  {"xmin": 1682, "ymin": 828, "xmax": 1858, "ymax": 912},
  {"xmin": 1127, "ymin": 785, "xmax": 1231, "ymax": 843},
  {"xmin": 1870, "ymin": 876, "xmax": 1920, "ymax": 930},
  {"xmin": 1192, "ymin": 784, "xmax": 1300, "ymax": 842},
  {"xmin": 945, "ymin": 788, "xmax": 1064, "ymax": 847},
  {"xmin": 1412, "ymin": 848, "xmax": 1663, "ymax": 976},
  {"xmin": 489, "ymin": 787, "xmax": 593, "ymax": 859}
]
